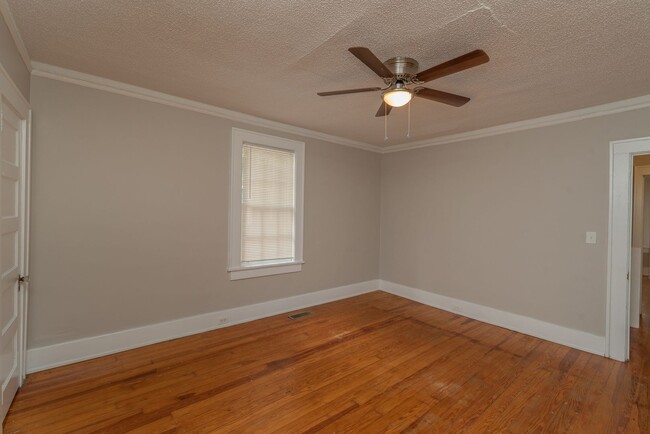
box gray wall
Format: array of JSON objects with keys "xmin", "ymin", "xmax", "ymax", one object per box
[
  {"xmin": 0, "ymin": 13, "xmax": 29, "ymax": 99},
  {"xmin": 29, "ymin": 76, "xmax": 381, "ymax": 348},
  {"xmin": 381, "ymin": 107, "xmax": 650, "ymax": 336},
  {"xmin": 29, "ymin": 71, "xmax": 650, "ymax": 349}
]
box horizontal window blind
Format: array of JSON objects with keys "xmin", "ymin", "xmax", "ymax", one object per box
[{"xmin": 241, "ymin": 143, "xmax": 296, "ymax": 265}]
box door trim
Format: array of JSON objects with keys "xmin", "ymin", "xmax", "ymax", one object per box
[
  {"xmin": 18, "ymin": 110, "xmax": 31, "ymax": 382},
  {"xmin": 608, "ymin": 137, "xmax": 650, "ymax": 361},
  {"xmin": 0, "ymin": 63, "xmax": 28, "ymax": 119}
]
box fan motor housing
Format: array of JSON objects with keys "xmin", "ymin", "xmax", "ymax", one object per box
[{"xmin": 384, "ymin": 56, "xmax": 419, "ymax": 78}]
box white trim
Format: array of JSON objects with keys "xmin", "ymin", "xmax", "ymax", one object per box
[
  {"xmin": 0, "ymin": 62, "xmax": 29, "ymax": 117},
  {"xmin": 0, "ymin": 0, "xmax": 31, "ymax": 72},
  {"xmin": 15, "ymin": 106, "xmax": 30, "ymax": 386},
  {"xmin": 383, "ymin": 94, "xmax": 650, "ymax": 154},
  {"xmin": 227, "ymin": 260, "xmax": 305, "ymax": 273},
  {"xmin": 26, "ymin": 280, "xmax": 380, "ymax": 373},
  {"xmin": 607, "ymin": 137, "xmax": 650, "ymax": 361},
  {"xmin": 30, "ymin": 62, "xmax": 382, "ymax": 153},
  {"xmin": 30, "ymin": 63, "xmax": 650, "ymax": 156},
  {"xmin": 229, "ymin": 263, "xmax": 302, "ymax": 280},
  {"xmin": 26, "ymin": 278, "xmax": 615, "ymax": 373},
  {"xmin": 19, "ymin": 109, "xmax": 31, "ymax": 383},
  {"xmin": 380, "ymin": 280, "xmax": 606, "ymax": 356},
  {"xmin": 228, "ymin": 128, "xmax": 305, "ymax": 281}
]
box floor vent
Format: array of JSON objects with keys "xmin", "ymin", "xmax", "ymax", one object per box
[{"xmin": 288, "ymin": 311, "xmax": 312, "ymax": 320}]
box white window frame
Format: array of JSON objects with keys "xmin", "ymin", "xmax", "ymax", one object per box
[{"xmin": 228, "ymin": 128, "xmax": 305, "ymax": 280}]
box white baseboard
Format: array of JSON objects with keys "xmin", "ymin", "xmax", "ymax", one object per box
[
  {"xmin": 27, "ymin": 280, "xmax": 380, "ymax": 373},
  {"xmin": 27, "ymin": 278, "xmax": 608, "ymax": 373},
  {"xmin": 379, "ymin": 280, "xmax": 606, "ymax": 356}
]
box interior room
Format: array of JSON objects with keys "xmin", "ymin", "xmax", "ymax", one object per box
[{"xmin": 1, "ymin": 0, "xmax": 650, "ymax": 432}]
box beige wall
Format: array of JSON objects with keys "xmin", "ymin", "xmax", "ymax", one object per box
[
  {"xmin": 381, "ymin": 107, "xmax": 650, "ymax": 336},
  {"xmin": 29, "ymin": 71, "xmax": 650, "ymax": 349},
  {"xmin": 29, "ymin": 76, "xmax": 381, "ymax": 348},
  {"xmin": 0, "ymin": 13, "xmax": 29, "ymax": 99}
]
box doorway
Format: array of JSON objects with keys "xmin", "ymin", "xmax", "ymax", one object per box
[
  {"xmin": 608, "ymin": 137, "xmax": 650, "ymax": 361},
  {"xmin": 630, "ymin": 158, "xmax": 650, "ymax": 329}
]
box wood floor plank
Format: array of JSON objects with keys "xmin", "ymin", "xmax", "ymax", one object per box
[
  {"xmin": 409, "ymin": 347, "xmax": 524, "ymax": 432},
  {"xmin": 169, "ymin": 320, "xmax": 422, "ymax": 431},
  {"xmin": 5, "ymin": 288, "xmax": 650, "ymax": 433},
  {"xmin": 186, "ymin": 321, "xmax": 458, "ymax": 432}
]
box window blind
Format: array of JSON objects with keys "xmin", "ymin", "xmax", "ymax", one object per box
[{"xmin": 241, "ymin": 143, "xmax": 296, "ymax": 265}]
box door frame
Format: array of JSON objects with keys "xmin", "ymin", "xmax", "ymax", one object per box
[
  {"xmin": 18, "ymin": 110, "xmax": 31, "ymax": 382},
  {"xmin": 0, "ymin": 64, "xmax": 31, "ymax": 383},
  {"xmin": 608, "ymin": 136, "xmax": 650, "ymax": 361}
]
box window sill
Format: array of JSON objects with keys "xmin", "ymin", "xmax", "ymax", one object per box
[{"xmin": 228, "ymin": 261, "xmax": 304, "ymax": 281}]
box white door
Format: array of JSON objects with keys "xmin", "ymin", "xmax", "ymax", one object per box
[{"xmin": 0, "ymin": 95, "xmax": 28, "ymax": 421}]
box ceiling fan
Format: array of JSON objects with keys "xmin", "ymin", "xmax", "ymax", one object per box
[{"xmin": 317, "ymin": 47, "xmax": 489, "ymax": 117}]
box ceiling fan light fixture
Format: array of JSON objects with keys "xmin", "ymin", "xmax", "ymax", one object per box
[
  {"xmin": 382, "ymin": 84, "xmax": 412, "ymax": 107},
  {"xmin": 317, "ymin": 47, "xmax": 489, "ymax": 115}
]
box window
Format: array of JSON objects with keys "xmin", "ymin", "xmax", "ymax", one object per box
[{"xmin": 228, "ymin": 128, "xmax": 304, "ymax": 280}]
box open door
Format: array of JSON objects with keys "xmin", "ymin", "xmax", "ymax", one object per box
[{"xmin": 0, "ymin": 79, "xmax": 30, "ymax": 422}]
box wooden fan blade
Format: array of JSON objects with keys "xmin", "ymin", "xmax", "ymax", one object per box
[
  {"xmin": 416, "ymin": 88, "xmax": 470, "ymax": 107},
  {"xmin": 349, "ymin": 47, "xmax": 394, "ymax": 78},
  {"xmin": 375, "ymin": 102, "xmax": 392, "ymax": 117},
  {"xmin": 317, "ymin": 87, "xmax": 381, "ymax": 96},
  {"xmin": 416, "ymin": 50, "xmax": 489, "ymax": 83}
]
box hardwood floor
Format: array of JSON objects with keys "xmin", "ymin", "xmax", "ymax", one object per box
[{"xmin": 4, "ymin": 288, "xmax": 649, "ymax": 433}]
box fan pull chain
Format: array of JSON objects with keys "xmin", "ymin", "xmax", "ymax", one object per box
[
  {"xmin": 407, "ymin": 99, "xmax": 411, "ymax": 138},
  {"xmin": 384, "ymin": 103, "xmax": 388, "ymax": 140}
]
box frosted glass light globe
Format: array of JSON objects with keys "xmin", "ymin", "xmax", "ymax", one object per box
[{"xmin": 382, "ymin": 89, "xmax": 412, "ymax": 107}]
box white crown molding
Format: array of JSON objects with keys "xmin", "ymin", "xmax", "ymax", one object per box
[
  {"xmin": 0, "ymin": 0, "xmax": 31, "ymax": 72},
  {"xmin": 383, "ymin": 94, "xmax": 650, "ymax": 154},
  {"xmin": 26, "ymin": 280, "xmax": 380, "ymax": 373},
  {"xmin": 30, "ymin": 62, "xmax": 383, "ymax": 154},
  {"xmin": 30, "ymin": 62, "xmax": 650, "ymax": 155},
  {"xmin": 380, "ymin": 280, "xmax": 606, "ymax": 356}
]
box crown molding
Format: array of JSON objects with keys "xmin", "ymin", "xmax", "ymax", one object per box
[
  {"xmin": 31, "ymin": 62, "xmax": 383, "ymax": 154},
  {"xmin": 382, "ymin": 94, "xmax": 650, "ymax": 153},
  {"xmin": 30, "ymin": 62, "xmax": 650, "ymax": 155},
  {"xmin": 0, "ymin": 0, "xmax": 31, "ymax": 72}
]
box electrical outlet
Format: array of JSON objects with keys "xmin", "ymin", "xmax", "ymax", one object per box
[
  {"xmin": 218, "ymin": 317, "xmax": 229, "ymax": 325},
  {"xmin": 586, "ymin": 232, "xmax": 597, "ymax": 244}
]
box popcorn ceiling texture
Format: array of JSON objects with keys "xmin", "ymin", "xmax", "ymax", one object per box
[{"xmin": 8, "ymin": 0, "xmax": 650, "ymax": 146}]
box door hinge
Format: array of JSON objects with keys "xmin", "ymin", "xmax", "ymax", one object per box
[{"xmin": 627, "ymin": 272, "xmax": 630, "ymax": 281}]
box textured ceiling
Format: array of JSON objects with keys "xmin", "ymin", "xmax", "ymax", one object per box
[{"xmin": 8, "ymin": 0, "xmax": 650, "ymax": 147}]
